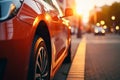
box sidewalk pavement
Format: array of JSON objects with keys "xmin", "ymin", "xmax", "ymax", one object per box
[
  {"xmin": 53, "ymin": 34, "xmax": 82, "ymax": 80},
  {"xmin": 67, "ymin": 37, "xmax": 86, "ymax": 80},
  {"xmin": 71, "ymin": 35, "xmax": 81, "ymax": 60}
]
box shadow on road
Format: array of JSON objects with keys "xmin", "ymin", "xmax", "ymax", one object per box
[{"xmin": 53, "ymin": 34, "xmax": 81, "ymax": 80}]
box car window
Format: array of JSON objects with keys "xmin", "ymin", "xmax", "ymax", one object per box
[
  {"xmin": 12, "ymin": 0, "xmax": 23, "ymax": 9},
  {"xmin": 43, "ymin": 0, "xmax": 52, "ymax": 4},
  {"xmin": 36, "ymin": 0, "xmax": 55, "ymax": 11},
  {"xmin": 1, "ymin": 0, "xmax": 23, "ymax": 10},
  {"xmin": 0, "ymin": 0, "xmax": 23, "ymax": 21},
  {"xmin": 51, "ymin": 0, "xmax": 63, "ymax": 17}
]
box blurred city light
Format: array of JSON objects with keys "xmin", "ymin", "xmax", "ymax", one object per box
[
  {"xmin": 116, "ymin": 26, "xmax": 119, "ymax": 30},
  {"xmin": 111, "ymin": 16, "xmax": 115, "ymax": 20},
  {"xmin": 111, "ymin": 28, "xmax": 114, "ymax": 32},
  {"xmin": 102, "ymin": 29, "xmax": 105, "ymax": 33},
  {"xmin": 96, "ymin": 23, "xmax": 100, "ymax": 26},
  {"xmin": 100, "ymin": 20, "xmax": 105, "ymax": 25},
  {"xmin": 103, "ymin": 25, "xmax": 107, "ymax": 29}
]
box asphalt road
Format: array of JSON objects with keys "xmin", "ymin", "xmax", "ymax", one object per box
[
  {"xmin": 53, "ymin": 33, "xmax": 120, "ymax": 80},
  {"xmin": 85, "ymin": 33, "xmax": 120, "ymax": 80}
]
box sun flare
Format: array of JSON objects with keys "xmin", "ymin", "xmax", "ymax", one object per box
[
  {"xmin": 75, "ymin": 0, "xmax": 94, "ymax": 23},
  {"xmin": 75, "ymin": 0, "xmax": 120, "ymax": 24}
]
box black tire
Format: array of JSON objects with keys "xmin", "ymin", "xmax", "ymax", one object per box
[
  {"xmin": 28, "ymin": 36, "xmax": 50, "ymax": 80},
  {"xmin": 63, "ymin": 44, "xmax": 71, "ymax": 64}
]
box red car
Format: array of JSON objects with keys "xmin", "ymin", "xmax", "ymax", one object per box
[{"xmin": 0, "ymin": 0, "xmax": 73, "ymax": 80}]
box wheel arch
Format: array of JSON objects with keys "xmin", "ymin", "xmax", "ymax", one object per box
[
  {"xmin": 27, "ymin": 21, "xmax": 52, "ymax": 80},
  {"xmin": 35, "ymin": 20, "xmax": 52, "ymax": 63}
]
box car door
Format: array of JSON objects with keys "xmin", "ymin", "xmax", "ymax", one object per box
[
  {"xmin": 36, "ymin": 0, "xmax": 69, "ymax": 72},
  {"xmin": 51, "ymin": 1, "xmax": 69, "ymax": 61},
  {"xmin": 41, "ymin": 0, "xmax": 69, "ymax": 67}
]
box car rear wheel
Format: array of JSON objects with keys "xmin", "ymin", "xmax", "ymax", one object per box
[{"xmin": 28, "ymin": 36, "xmax": 50, "ymax": 80}]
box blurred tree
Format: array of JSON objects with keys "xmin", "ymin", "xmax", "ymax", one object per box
[
  {"xmin": 109, "ymin": 2, "xmax": 120, "ymax": 26},
  {"xmin": 101, "ymin": 5, "xmax": 110, "ymax": 26},
  {"xmin": 89, "ymin": 2, "xmax": 120, "ymax": 33},
  {"xmin": 96, "ymin": 2, "xmax": 120, "ymax": 31}
]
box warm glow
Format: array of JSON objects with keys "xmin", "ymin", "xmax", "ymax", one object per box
[
  {"xmin": 111, "ymin": 16, "xmax": 115, "ymax": 20},
  {"xmin": 75, "ymin": 0, "xmax": 120, "ymax": 24},
  {"xmin": 10, "ymin": 4, "xmax": 16, "ymax": 13},
  {"xmin": 96, "ymin": 23, "xmax": 100, "ymax": 26},
  {"xmin": 76, "ymin": 0, "xmax": 93, "ymax": 23},
  {"xmin": 95, "ymin": 29, "xmax": 98, "ymax": 33},
  {"xmin": 116, "ymin": 26, "xmax": 119, "ymax": 30},
  {"xmin": 62, "ymin": 19, "xmax": 69, "ymax": 26},
  {"xmin": 111, "ymin": 28, "xmax": 114, "ymax": 32},
  {"xmin": 33, "ymin": 17, "xmax": 39, "ymax": 26},
  {"xmin": 45, "ymin": 14, "xmax": 51, "ymax": 21},
  {"xmin": 100, "ymin": 20, "xmax": 105, "ymax": 25},
  {"xmin": 103, "ymin": 25, "xmax": 107, "ymax": 29},
  {"xmin": 102, "ymin": 29, "xmax": 105, "ymax": 33}
]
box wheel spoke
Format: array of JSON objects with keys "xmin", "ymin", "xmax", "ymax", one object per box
[
  {"xmin": 36, "ymin": 60, "xmax": 41, "ymax": 73},
  {"xmin": 42, "ymin": 71, "xmax": 48, "ymax": 78},
  {"xmin": 40, "ymin": 48, "xmax": 45, "ymax": 73},
  {"xmin": 42, "ymin": 50, "xmax": 48, "ymax": 74},
  {"xmin": 35, "ymin": 40, "xmax": 49, "ymax": 80},
  {"xmin": 35, "ymin": 73, "xmax": 41, "ymax": 79}
]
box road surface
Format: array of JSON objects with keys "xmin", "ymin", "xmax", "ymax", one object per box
[{"xmin": 54, "ymin": 33, "xmax": 120, "ymax": 80}]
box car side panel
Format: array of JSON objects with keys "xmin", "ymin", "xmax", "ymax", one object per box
[{"xmin": 0, "ymin": 1, "xmax": 41, "ymax": 80}]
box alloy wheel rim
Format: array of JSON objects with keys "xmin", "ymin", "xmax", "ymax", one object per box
[{"xmin": 35, "ymin": 46, "xmax": 49, "ymax": 80}]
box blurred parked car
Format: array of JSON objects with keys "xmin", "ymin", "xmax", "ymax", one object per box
[
  {"xmin": 94, "ymin": 26, "xmax": 105, "ymax": 35},
  {"xmin": 0, "ymin": 0, "xmax": 73, "ymax": 80}
]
